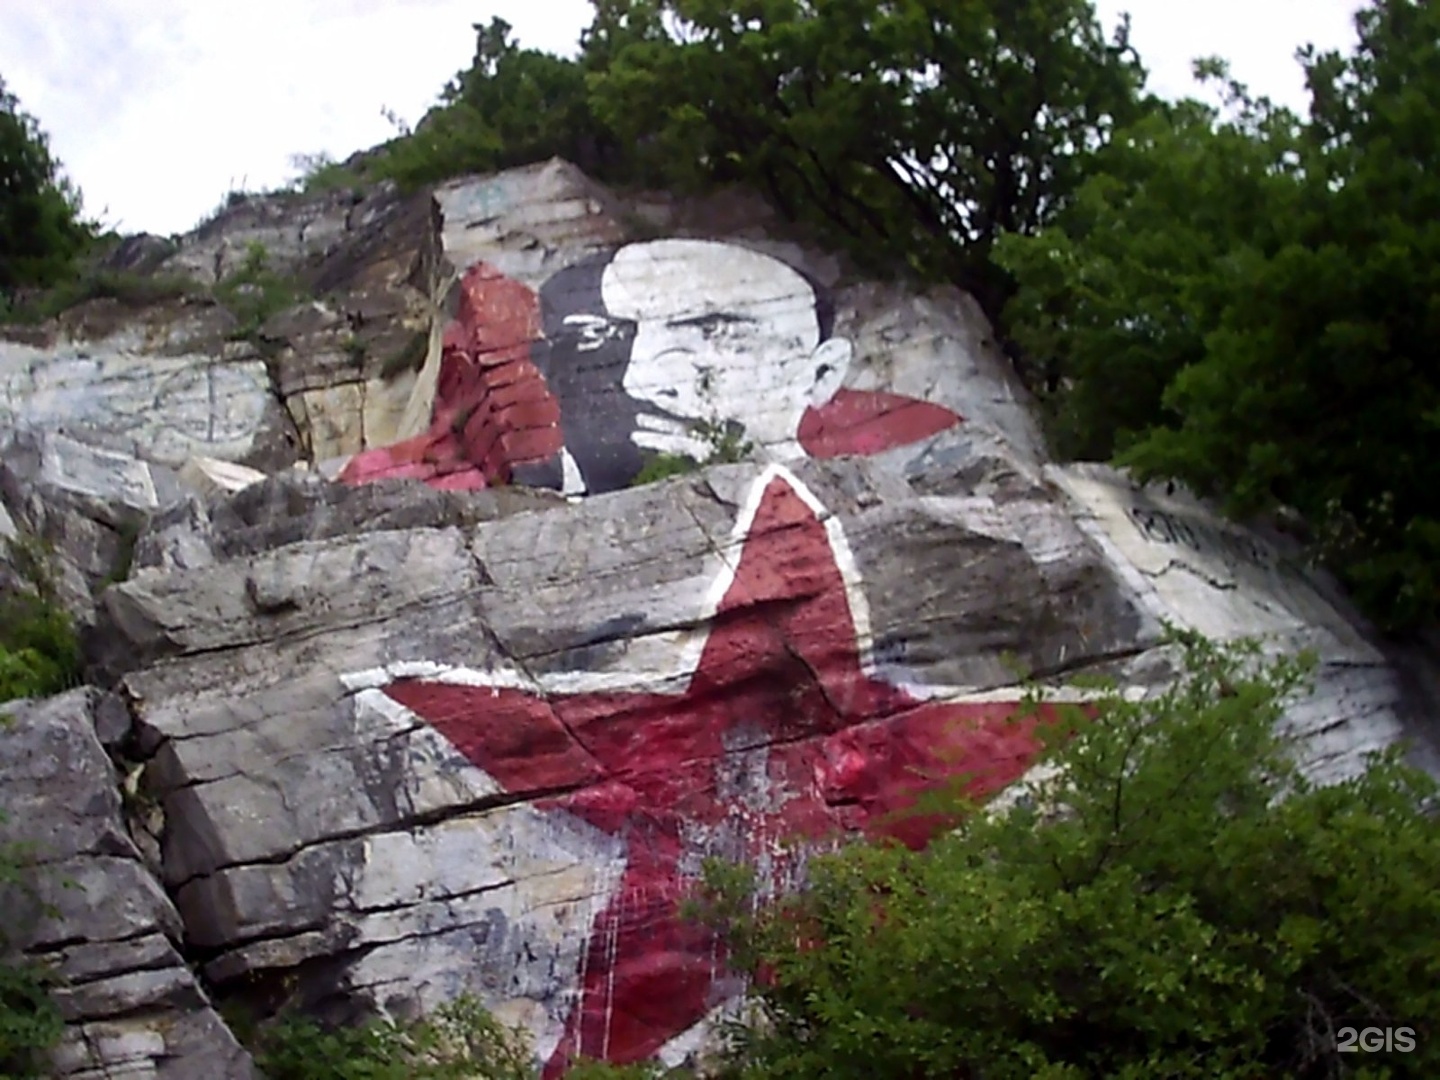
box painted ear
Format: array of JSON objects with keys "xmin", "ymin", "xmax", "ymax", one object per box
[{"xmin": 808, "ymin": 338, "xmax": 853, "ymax": 405}]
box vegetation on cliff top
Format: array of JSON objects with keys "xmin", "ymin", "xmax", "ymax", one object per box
[
  {"xmin": 299, "ymin": 0, "xmax": 1435, "ymax": 632},
  {"xmin": 998, "ymin": 0, "xmax": 1440, "ymax": 631},
  {"xmin": 8, "ymin": 0, "xmax": 1437, "ymax": 627}
]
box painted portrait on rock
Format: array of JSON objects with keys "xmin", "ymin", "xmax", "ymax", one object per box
[{"xmin": 339, "ymin": 239, "xmax": 962, "ymax": 494}]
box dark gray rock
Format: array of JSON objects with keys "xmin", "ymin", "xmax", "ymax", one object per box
[{"xmin": 0, "ymin": 690, "xmax": 255, "ymax": 1078}]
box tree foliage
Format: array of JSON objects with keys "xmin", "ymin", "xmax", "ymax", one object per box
[
  {"xmin": 351, "ymin": 2, "xmax": 1148, "ymax": 322},
  {"xmin": 996, "ymin": 0, "xmax": 1440, "ymax": 630},
  {"xmin": 0, "ymin": 77, "xmax": 89, "ymax": 296},
  {"xmin": 0, "ymin": 537, "xmax": 83, "ymax": 705},
  {"xmin": 365, "ymin": 18, "xmax": 637, "ymax": 190},
  {"xmin": 692, "ymin": 635, "xmax": 1440, "ymax": 1078},
  {"xmin": 995, "ymin": 71, "xmax": 1309, "ymax": 457},
  {"xmin": 586, "ymin": 0, "xmax": 1148, "ymax": 317}
]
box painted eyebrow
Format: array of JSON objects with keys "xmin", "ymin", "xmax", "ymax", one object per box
[{"xmin": 664, "ymin": 312, "xmax": 760, "ymax": 330}]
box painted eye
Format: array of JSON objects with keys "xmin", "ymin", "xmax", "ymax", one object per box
[{"xmin": 561, "ymin": 314, "xmax": 629, "ymax": 352}]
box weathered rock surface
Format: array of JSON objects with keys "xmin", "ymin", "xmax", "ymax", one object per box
[
  {"xmin": 0, "ymin": 157, "xmax": 1436, "ymax": 1077},
  {"xmin": 0, "ymin": 690, "xmax": 255, "ymax": 1078}
]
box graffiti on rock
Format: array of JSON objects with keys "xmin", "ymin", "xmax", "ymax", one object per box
[
  {"xmin": 0, "ymin": 345, "xmax": 271, "ymax": 467},
  {"xmin": 354, "ymin": 466, "xmax": 1055, "ymax": 1071},
  {"xmin": 1127, "ymin": 504, "xmax": 1282, "ymax": 574},
  {"xmin": 443, "ymin": 173, "xmax": 518, "ymax": 226},
  {"xmin": 340, "ymin": 240, "xmax": 962, "ymax": 494}
]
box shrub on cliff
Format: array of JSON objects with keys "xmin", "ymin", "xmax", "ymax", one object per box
[
  {"xmin": 250, "ymin": 994, "xmax": 678, "ymax": 1079},
  {"xmin": 692, "ymin": 634, "xmax": 1440, "ymax": 1078},
  {"xmin": 0, "ymin": 847, "xmax": 63, "ymax": 1078},
  {"xmin": 0, "ymin": 536, "xmax": 83, "ymax": 705}
]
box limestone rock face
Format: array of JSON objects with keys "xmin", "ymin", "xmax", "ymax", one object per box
[
  {"xmin": 0, "ymin": 690, "xmax": 255, "ymax": 1079},
  {"xmin": 0, "ymin": 158, "xmax": 1436, "ymax": 1077}
]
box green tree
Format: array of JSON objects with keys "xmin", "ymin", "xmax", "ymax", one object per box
[
  {"xmin": 0, "ymin": 77, "xmax": 89, "ymax": 296},
  {"xmin": 997, "ymin": 0, "xmax": 1440, "ymax": 630},
  {"xmin": 994, "ymin": 71, "xmax": 1306, "ymax": 460},
  {"xmin": 370, "ymin": 18, "xmax": 630, "ymax": 189},
  {"xmin": 586, "ymin": 0, "xmax": 1149, "ymax": 319},
  {"xmin": 694, "ymin": 636, "xmax": 1440, "ymax": 1078}
]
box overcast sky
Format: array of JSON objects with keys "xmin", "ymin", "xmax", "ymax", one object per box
[{"xmin": 0, "ymin": 0, "xmax": 1364, "ymax": 237}]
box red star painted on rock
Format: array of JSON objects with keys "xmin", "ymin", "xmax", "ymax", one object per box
[{"xmin": 381, "ymin": 467, "xmax": 1051, "ymax": 1073}]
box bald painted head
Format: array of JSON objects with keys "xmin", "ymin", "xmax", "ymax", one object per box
[{"xmin": 536, "ymin": 239, "xmax": 852, "ymax": 494}]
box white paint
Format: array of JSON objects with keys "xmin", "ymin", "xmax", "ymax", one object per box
[
  {"xmin": 605, "ymin": 240, "xmax": 852, "ymax": 453},
  {"xmin": 844, "ymin": 288, "xmax": 1047, "ymax": 467},
  {"xmin": 1046, "ymin": 464, "xmax": 1416, "ymax": 784},
  {"xmin": 334, "ymin": 463, "xmax": 1131, "ymax": 1066},
  {"xmin": 560, "ymin": 448, "xmax": 586, "ymax": 496},
  {"xmin": 0, "ymin": 341, "xmax": 271, "ymax": 467},
  {"xmin": 344, "ymin": 464, "xmax": 881, "ymax": 697},
  {"xmin": 320, "ymin": 796, "xmax": 629, "ymax": 1063},
  {"xmin": 1048, "ymin": 464, "xmax": 1380, "ymax": 664}
]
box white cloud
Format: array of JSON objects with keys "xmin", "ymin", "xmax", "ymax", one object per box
[
  {"xmin": 1097, "ymin": 0, "xmax": 1363, "ymax": 106},
  {"xmin": 0, "ymin": 0, "xmax": 1364, "ymax": 237}
]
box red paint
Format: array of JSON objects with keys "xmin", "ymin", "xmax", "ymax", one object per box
[
  {"xmin": 340, "ymin": 258, "xmax": 965, "ymax": 493},
  {"xmin": 384, "ymin": 474, "xmax": 1051, "ymax": 1072},
  {"xmin": 798, "ymin": 388, "xmax": 961, "ymax": 459},
  {"xmin": 338, "ymin": 264, "xmax": 564, "ymax": 490}
]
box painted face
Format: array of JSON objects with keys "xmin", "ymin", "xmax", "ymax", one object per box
[{"xmin": 601, "ymin": 240, "xmax": 851, "ymax": 456}]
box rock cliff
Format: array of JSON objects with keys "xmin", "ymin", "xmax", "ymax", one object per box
[{"xmin": 1, "ymin": 158, "xmax": 1435, "ymax": 1076}]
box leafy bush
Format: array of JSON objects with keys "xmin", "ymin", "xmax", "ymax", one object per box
[
  {"xmin": 213, "ymin": 242, "xmax": 301, "ymax": 342},
  {"xmin": 0, "ymin": 952, "xmax": 62, "ymax": 1079},
  {"xmin": 692, "ymin": 634, "xmax": 1440, "ymax": 1078},
  {"xmin": 633, "ymin": 452, "xmax": 702, "ymax": 486},
  {"xmin": 631, "ymin": 418, "xmax": 755, "ymax": 486},
  {"xmin": 251, "ymin": 996, "xmax": 676, "ymax": 1079},
  {"xmin": 253, "ymin": 996, "xmax": 533, "ymax": 1080},
  {"xmin": 0, "ymin": 268, "xmax": 203, "ymax": 325},
  {"xmin": 288, "ymin": 152, "xmax": 369, "ymax": 194},
  {"xmin": 0, "ymin": 537, "xmax": 82, "ymax": 704}
]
